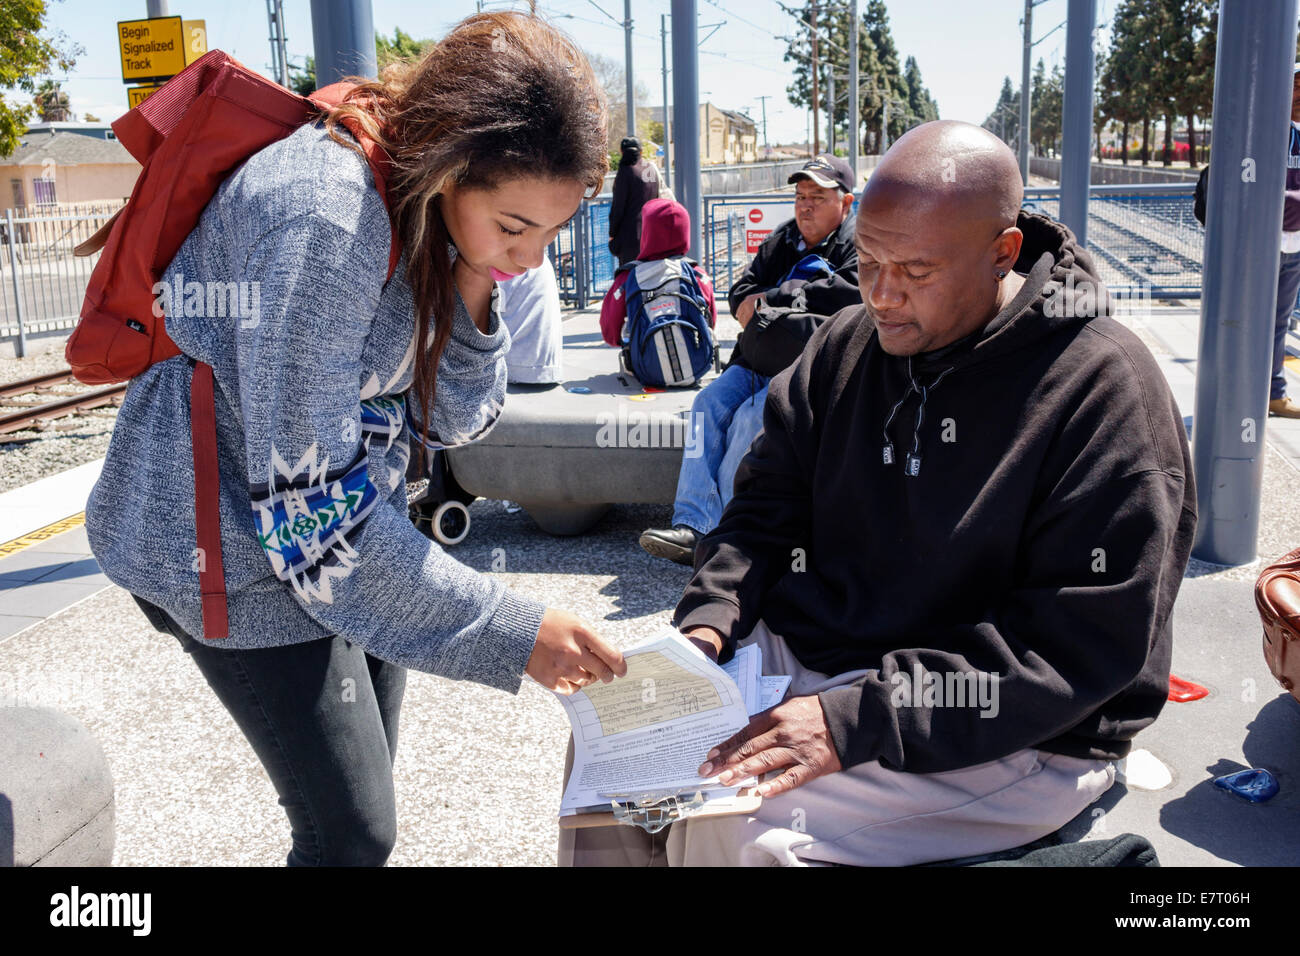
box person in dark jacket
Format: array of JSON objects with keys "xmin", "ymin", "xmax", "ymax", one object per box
[
  {"xmin": 608, "ymin": 137, "xmax": 661, "ymax": 268},
  {"xmin": 563, "ymin": 121, "xmax": 1195, "ymax": 866},
  {"xmin": 638, "ymin": 155, "xmax": 860, "ymax": 565},
  {"xmin": 1266, "ymin": 64, "xmax": 1300, "ymax": 416}
]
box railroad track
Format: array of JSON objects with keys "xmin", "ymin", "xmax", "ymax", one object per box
[{"xmin": 0, "ymin": 368, "xmax": 125, "ymax": 436}]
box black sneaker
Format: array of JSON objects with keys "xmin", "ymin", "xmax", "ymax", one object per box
[{"xmin": 639, "ymin": 526, "xmax": 700, "ymax": 566}]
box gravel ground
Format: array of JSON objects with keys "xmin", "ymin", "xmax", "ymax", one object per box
[{"xmin": 0, "ymin": 335, "xmax": 118, "ymax": 495}]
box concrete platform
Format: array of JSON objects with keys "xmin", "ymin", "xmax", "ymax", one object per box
[
  {"xmin": 0, "ymin": 524, "xmax": 108, "ymax": 642},
  {"xmin": 447, "ymin": 309, "xmax": 741, "ymax": 535},
  {"xmin": 0, "ymin": 298, "xmax": 1297, "ymax": 866},
  {"xmin": 0, "ymin": 458, "xmax": 101, "ymax": 543},
  {"xmin": 1095, "ymin": 577, "xmax": 1300, "ymax": 865}
]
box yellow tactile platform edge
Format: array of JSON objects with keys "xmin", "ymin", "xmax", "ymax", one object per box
[{"xmin": 0, "ymin": 512, "xmax": 86, "ymax": 559}]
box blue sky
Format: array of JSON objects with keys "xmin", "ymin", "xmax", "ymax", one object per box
[{"xmin": 26, "ymin": 0, "xmax": 1112, "ymax": 141}]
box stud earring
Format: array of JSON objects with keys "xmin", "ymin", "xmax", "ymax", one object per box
[{"xmin": 996, "ymin": 270, "xmax": 1006, "ymax": 279}]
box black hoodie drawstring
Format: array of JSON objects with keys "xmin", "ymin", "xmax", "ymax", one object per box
[{"xmin": 882, "ymin": 356, "xmax": 954, "ymax": 477}]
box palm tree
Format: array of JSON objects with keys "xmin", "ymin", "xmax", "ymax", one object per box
[{"xmin": 34, "ymin": 80, "xmax": 71, "ymax": 122}]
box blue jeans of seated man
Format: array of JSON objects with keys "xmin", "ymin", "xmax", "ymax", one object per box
[
  {"xmin": 672, "ymin": 364, "xmax": 770, "ymax": 535},
  {"xmin": 131, "ymin": 594, "xmax": 405, "ymax": 867},
  {"xmin": 1272, "ymin": 250, "xmax": 1300, "ymax": 400}
]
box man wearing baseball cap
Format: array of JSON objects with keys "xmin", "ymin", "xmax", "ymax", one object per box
[{"xmin": 639, "ymin": 154, "xmax": 860, "ymax": 565}]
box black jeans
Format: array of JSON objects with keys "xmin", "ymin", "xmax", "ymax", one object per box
[{"xmin": 133, "ymin": 595, "xmax": 406, "ymax": 866}]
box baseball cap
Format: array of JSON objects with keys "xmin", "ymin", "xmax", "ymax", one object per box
[{"xmin": 788, "ymin": 154, "xmax": 855, "ymax": 193}]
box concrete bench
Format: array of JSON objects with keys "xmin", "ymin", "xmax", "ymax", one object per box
[
  {"xmin": 0, "ymin": 706, "xmax": 115, "ymax": 866},
  {"xmin": 445, "ymin": 311, "xmax": 731, "ymax": 537}
]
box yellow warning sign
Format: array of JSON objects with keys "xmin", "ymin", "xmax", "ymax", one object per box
[
  {"xmin": 182, "ymin": 19, "xmax": 207, "ymax": 66},
  {"xmin": 118, "ymin": 16, "xmax": 186, "ymax": 83},
  {"xmin": 127, "ymin": 84, "xmax": 163, "ymax": 109}
]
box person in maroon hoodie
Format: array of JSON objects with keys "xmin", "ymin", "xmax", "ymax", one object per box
[{"xmin": 599, "ymin": 197, "xmax": 717, "ymax": 347}]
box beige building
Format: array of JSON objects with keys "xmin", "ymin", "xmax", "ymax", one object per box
[
  {"xmin": 2, "ymin": 122, "xmax": 139, "ymax": 214},
  {"xmin": 636, "ymin": 102, "xmax": 759, "ymax": 167},
  {"xmin": 700, "ymin": 103, "xmax": 757, "ymax": 165}
]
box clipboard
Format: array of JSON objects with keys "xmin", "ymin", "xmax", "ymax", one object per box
[{"xmin": 559, "ymin": 787, "xmax": 764, "ymax": 833}]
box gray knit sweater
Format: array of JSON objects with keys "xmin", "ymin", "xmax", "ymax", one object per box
[{"xmin": 86, "ymin": 121, "xmax": 546, "ymax": 693}]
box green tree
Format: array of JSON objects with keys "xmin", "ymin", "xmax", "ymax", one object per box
[
  {"xmin": 781, "ymin": 0, "xmax": 874, "ymax": 152},
  {"xmin": 1029, "ymin": 58, "xmax": 1047, "ymax": 155},
  {"xmin": 1184, "ymin": 0, "xmax": 1217, "ymax": 166},
  {"xmin": 288, "ymin": 55, "xmax": 315, "ymax": 95},
  {"xmin": 903, "ymin": 55, "xmax": 939, "ymax": 127},
  {"xmin": 862, "ymin": 0, "xmax": 912, "ymax": 147},
  {"xmin": 1143, "ymin": 0, "xmax": 1200, "ymax": 165},
  {"xmin": 375, "ymin": 27, "xmax": 434, "ymax": 69},
  {"xmin": 781, "ymin": 0, "xmax": 932, "ymax": 154},
  {"xmin": 983, "ymin": 76, "xmax": 1020, "ymax": 151},
  {"xmin": 286, "ymin": 28, "xmax": 432, "ymax": 98},
  {"xmin": 0, "ymin": 0, "xmax": 81, "ymax": 156},
  {"xmin": 1099, "ymin": 0, "xmax": 1156, "ymax": 164},
  {"xmin": 1033, "ymin": 63, "xmax": 1063, "ymax": 156}
]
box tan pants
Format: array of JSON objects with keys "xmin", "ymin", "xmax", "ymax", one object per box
[{"xmin": 558, "ymin": 620, "xmax": 1117, "ymax": 867}]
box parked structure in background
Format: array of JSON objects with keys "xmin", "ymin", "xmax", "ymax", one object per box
[
  {"xmin": 641, "ymin": 103, "xmax": 757, "ymax": 166},
  {"xmin": 698, "ymin": 103, "xmax": 757, "ymax": 165},
  {"xmin": 1, "ymin": 123, "xmax": 138, "ymax": 213}
]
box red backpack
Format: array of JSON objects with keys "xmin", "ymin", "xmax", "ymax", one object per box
[{"xmin": 68, "ymin": 49, "xmax": 403, "ymax": 640}]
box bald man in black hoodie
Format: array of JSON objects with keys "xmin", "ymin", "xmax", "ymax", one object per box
[{"xmin": 560, "ymin": 121, "xmax": 1195, "ymax": 867}]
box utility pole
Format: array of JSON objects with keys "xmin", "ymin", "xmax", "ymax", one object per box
[
  {"xmin": 810, "ymin": 0, "xmax": 820, "ymax": 155},
  {"xmin": 1019, "ymin": 0, "xmax": 1032, "ymax": 183},
  {"xmin": 1193, "ymin": 0, "xmax": 1299, "ymax": 565},
  {"xmin": 671, "ymin": 0, "xmax": 701, "ymax": 259},
  {"xmin": 625, "ymin": 0, "xmax": 635, "ymax": 137},
  {"xmin": 310, "ymin": 0, "xmax": 377, "ymax": 86},
  {"xmin": 661, "ymin": 14, "xmax": 672, "ymax": 187},
  {"xmin": 1058, "ymin": 0, "xmax": 1095, "ymax": 243},
  {"xmin": 757, "ymin": 94, "xmax": 771, "ymax": 154},
  {"xmin": 849, "ymin": 0, "xmax": 859, "ymax": 183},
  {"xmin": 266, "ymin": 0, "xmax": 290, "ymax": 87},
  {"xmin": 881, "ymin": 95, "xmax": 889, "ymax": 152},
  {"xmin": 827, "ymin": 70, "xmax": 836, "ymax": 153}
]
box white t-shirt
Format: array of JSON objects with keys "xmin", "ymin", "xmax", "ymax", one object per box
[{"xmin": 496, "ymin": 250, "xmax": 564, "ymax": 384}]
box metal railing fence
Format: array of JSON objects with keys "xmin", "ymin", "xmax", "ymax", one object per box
[{"xmin": 2, "ymin": 183, "xmax": 1211, "ymax": 355}]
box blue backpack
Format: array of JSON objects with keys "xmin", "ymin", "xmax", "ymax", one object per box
[{"xmin": 619, "ymin": 256, "xmax": 716, "ymax": 387}]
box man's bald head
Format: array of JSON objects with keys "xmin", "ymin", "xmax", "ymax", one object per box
[
  {"xmin": 854, "ymin": 120, "xmax": 1027, "ymax": 356},
  {"xmin": 864, "ymin": 120, "xmax": 1023, "ymax": 232}
]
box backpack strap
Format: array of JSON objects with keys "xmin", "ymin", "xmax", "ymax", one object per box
[{"xmin": 191, "ymin": 361, "xmax": 230, "ymax": 639}]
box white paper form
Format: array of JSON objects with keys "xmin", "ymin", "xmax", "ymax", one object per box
[
  {"xmin": 723, "ymin": 644, "xmax": 792, "ymax": 715},
  {"xmin": 721, "ymin": 644, "xmax": 761, "ymax": 715},
  {"xmin": 759, "ymin": 676, "xmax": 792, "ymax": 711},
  {"xmin": 556, "ymin": 629, "xmax": 753, "ymax": 814}
]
